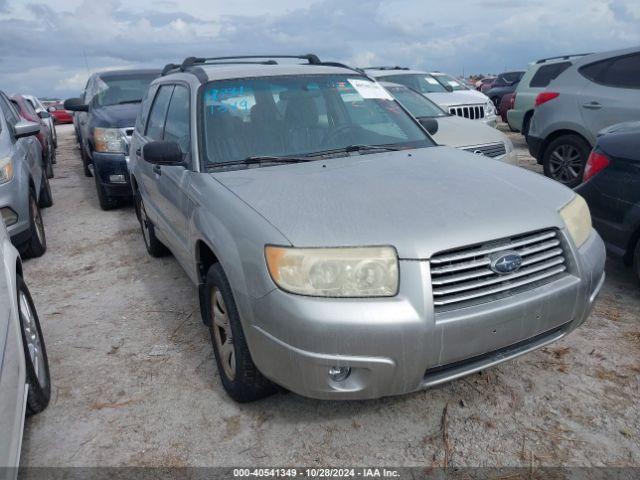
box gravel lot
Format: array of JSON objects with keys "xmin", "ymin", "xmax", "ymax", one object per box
[{"xmin": 19, "ymin": 124, "xmax": 640, "ymax": 467}]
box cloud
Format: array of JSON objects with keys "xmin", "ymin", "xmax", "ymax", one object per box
[{"xmin": 0, "ymin": 0, "xmax": 638, "ymax": 97}]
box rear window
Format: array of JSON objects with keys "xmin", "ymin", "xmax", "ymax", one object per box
[
  {"xmin": 580, "ymin": 53, "xmax": 640, "ymax": 89},
  {"xmin": 529, "ymin": 62, "xmax": 571, "ymax": 88}
]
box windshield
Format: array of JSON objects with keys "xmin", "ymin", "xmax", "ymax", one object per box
[
  {"xmin": 201, "ymin": 74, "xmax": 433, "ymax": 168},
  {"xmin": 385, "ymin": 85, "xmax": 448, "ymax": 118},
  {"xmin": 93, "ymin": 74, "xmax": 158, "ymax": 107},
  {"xmin": 379, "ymin": 74, "xmax": 448, "ymax": 94},
  {"xmin": 433, "ymin": 73, "xmax": 468, "ymax": 91}
]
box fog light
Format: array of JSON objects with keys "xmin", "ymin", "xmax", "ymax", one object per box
[
  {"xmin": 328, "ymin": 366, "xmax": 351, "ymax": 382},
  {"xmin": 109, "ymin": 174, "xmax": 126, "ymax": 184},
  {"xmin": 0, "ymin": 207, "xmax": 18, "ymax": 226}
]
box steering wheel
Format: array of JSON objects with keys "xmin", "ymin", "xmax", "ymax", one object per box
[{"xmin": 322, "ymin": 124, "xmax": 364, "ymax": 148}]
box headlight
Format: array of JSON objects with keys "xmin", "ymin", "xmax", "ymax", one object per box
[
  {"xmin": 265, "ymin": 246, "xmax": 399, "ymax": 297},
  {"xmin": 504, "ymin": 138, "xmax": 518, "ymax": 165},
  {"xmin": 559, "ymin": 195, "xmax": 592, "ymax": 248},
  {"xmin": 486, "ymin": 101, "xmax": 495, "ymax": 115},
  {"xmin": 0, "ymin": 157, "xmax": 14, "ymax": 184},
  {"xmin": 94, "ymin": 127, "xmax": 126, "ymax": 153}
]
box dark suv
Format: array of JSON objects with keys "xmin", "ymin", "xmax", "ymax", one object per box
[
  {"xmin": 64, "ymin": 69, "xmax": 160, "ymax": 209},
  {"xmin": 485, "ymin": 70, "xmax": 525, "ymax": 109}
]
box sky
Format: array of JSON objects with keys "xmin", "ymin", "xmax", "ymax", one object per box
[{"xmin": 0, "ymin": 0, "xmax": 639, "ymax": 98}]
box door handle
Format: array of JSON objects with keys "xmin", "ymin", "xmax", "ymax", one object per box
[
  {"xmin": 152, "ymin": 164, "xmax": 161, "ymax": 176},
  {"xmin": 582, "ymin": 101, "xmax": 602, "ymax": 110}
]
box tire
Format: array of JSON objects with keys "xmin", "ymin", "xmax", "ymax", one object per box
[
  {"xmin": 80, "ymin": 145, "xmax": 92, "ymax": 177},
  {"xmin": 491, "ymin": 96, "xmax": 500, "ymax": 108},
  {"xmin": 542, "ymin": 134, "xmax": 591, "ymax": 188},
  {"xmin": 39, "ymin": 172, "xmax": 53, "ymax": 208},
  {"xmin": 94, "ymin": 169, "xmax": 119, "ymax": 210},
  {"xmin": 22, "ymin": 191, "xmax": 47, "ymax": 258},
  {"xmin": 136, "ymin": 192, "xmax": 167, "ymax": 257},
  {"xmin": 17, "ymin": 274, "xmax": 51, "ymax": 415},
  {"xmin": 633, "ymin": 239, "xmax": 640, "ymax": 283},
  {"xmin": 44, "ymin": 140, "xmax": 55, "ymax": 179},
  {"xmin": 204, "ymin": 263, "xmax": 276, "ymax": 402},
  {"xmin": 522, "ymin": 114, "xmax": 532, "ymax": 141}
]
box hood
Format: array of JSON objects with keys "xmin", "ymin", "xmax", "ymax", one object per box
[
  {"xmin": 430, "ymin": 116, "xmax": 507, "ymax": 149},
  {"xmin": 90, "ymin": 103, "xmax": 140, "ymax": 128},
  {"xmin": 425, "ymin": 91, "xmax": 489, "ymax": 108},
  {"xmin": 214, "ymin": 147, "xmax": 574, "ymax": 259}
]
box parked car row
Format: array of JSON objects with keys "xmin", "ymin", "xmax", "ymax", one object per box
[
  {"xmin": 496, "ymin": 46, "xmax": 640, "ymax": 282},
  {"xmin": 56, "ymin": 53, "xmax": 606, "ymax": 403}
]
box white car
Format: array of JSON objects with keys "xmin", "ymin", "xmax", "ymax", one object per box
[
  {"xmin": 365, "ymin": 67, "xmax": 498, "ymax": 127},
  {"xmin": 381, "ymin": 82, "xmax": 517, "ymax": 164},
  {"xmin": 0, "ymin": 220, "xmax": 50, "ymax": 472}
]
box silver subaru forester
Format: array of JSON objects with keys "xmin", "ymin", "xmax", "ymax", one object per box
[{"xmin": 128, "ymin": 55, "xmax": 605, "ymax": 402}]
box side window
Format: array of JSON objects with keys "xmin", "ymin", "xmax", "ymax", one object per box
[
  {"xmin": 135, "ymin": 84, "xmax": 158, "ymax": 133},
  {"xmin": 529, "ymin": 62, "xmax": 571, "ymax": 88},
  {"xmin": 145, "ymin": 85, "xmax": 174, "ymax": 141},
  {"xmin": 598, "ymin": 53, "xmax": 640, "ymax": 89},
  {"xmin": 163, "ymin": 85, "xmax": 190, "ymax": 153}
]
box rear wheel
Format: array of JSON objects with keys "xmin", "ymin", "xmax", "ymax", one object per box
[
  {"xmin": 542, "ymin": 134, "xmax": 590, "ymax": 188},
  {"xmin": 17, "ymin": 275, "xmax": 51, "ymax": 415},
  {"xmin": 204, "ymin": 263, "xmax": 276, "ymax": 402},
  {"xmin": 22, "ymin": 191, "xmax": 46, "ymax": 258}
]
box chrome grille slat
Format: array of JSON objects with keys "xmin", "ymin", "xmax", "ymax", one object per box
[
  {"xmin": 462, "ymin": 142, "xmax": 507, "ymax": 158},
  {"xmin": 449, "ymin": 104, "xmax": 485, "ymax": 120},
  {"xmin": 431, "ymin": 248, "xmax": 564, "ymax": 286},
  {"xmin": 431, "ymin": 231, "xmax": 557, "ymax": 264},
  {"xmin": 430, "ymin": 229, "xmax": 568, "ymax": 311},
  {"xmin": 433, "ymin": 257, "xmax": 565, "ymax": 296},
  {"xmin": 433, "ymin": 265, "xmax": 567, "ymax": 306}
]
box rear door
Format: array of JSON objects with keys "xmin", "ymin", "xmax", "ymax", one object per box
[{"xmin": 579, "ymin": 53, "xmax": 640, "ymax": 135}]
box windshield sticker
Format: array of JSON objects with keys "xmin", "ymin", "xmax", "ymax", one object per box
[
  {"xmin": 347, "ymin": 79, "xmax": 393, "ymax": 100},
  {"xmin": 425, "ymin": 77, "xmax": 440, "ymax": 85},
  {"xmin": 205, "ymin": 86, "xmax": 252, "ymax": 113}
]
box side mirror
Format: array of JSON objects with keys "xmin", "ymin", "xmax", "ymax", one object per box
[
  {"xmin": 143, "ymin": 141, "xmax": 185, "ymax": 166},
  {"xmin": 14, "ymin": 120, "xmax": 41, "ymax": 139},
  {"xmin": 64, "ymin": 97, "xmax": 88, "ymax": 112},
  {"xmin": 37, "ymin": 111, "xmax": 51, "ymax": 119},
  {"xmin": 419, "ymin": 118, "xmax": 439, "ymax": 136},
  {"xmin": 444, "ymin": 84, "xmax": 454, "ymax": 92}
]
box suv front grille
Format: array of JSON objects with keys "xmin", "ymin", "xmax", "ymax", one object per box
[
  {"xmin": 430, "ymin": 229, "xmax": 567, "ymax": 311},
  {"xmin": 449, "ymin": 105, "xmax": 485, "ymax": 120},
  {"xmin": 462, "ymin": 142, "xmax": 506, "ymax": 158}
]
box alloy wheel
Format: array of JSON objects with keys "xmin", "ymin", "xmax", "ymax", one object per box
[
  {"xmin": 211, "ymin": 288, "xmax": 236, "ymax": 380},
  {"xmin": 548, "ymin": 144, "xmax": 583, "ymax": 184},
  {"xmin": 19, "ymin": 290, "xmax": 47, "ymax": 388}
]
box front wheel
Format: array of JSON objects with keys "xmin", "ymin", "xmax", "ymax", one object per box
[
  {"xmin": 542, "ymin": 135, "xmax": 590, "ymax": 188},
  {"xmin": 22, "ymin": 191, "xmax": 46, "ymax": 258},
  {"xmin": 39, "ymin": 172, "xmax": 53, "ymax": 208},
  {"xmin": 136, "ymin": 193, "xmax": 167, "ymax": 257},
  {"xmin": 17, "ymin": 275, "xmax": 51, "ymax": 415},
  {"xmin": 204, "ymin": 264, "xmax": 276, "ymax": 402}
]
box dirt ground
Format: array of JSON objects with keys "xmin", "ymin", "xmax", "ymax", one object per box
[{"xmin": 19, "ymin": 124, "xmax": 640, "ymax": 468}]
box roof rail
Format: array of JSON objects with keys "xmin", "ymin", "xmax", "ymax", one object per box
[
  {"xmin": 535, "ymin": 53, "xmax": 592, "ymax": 64},
  {"xmin": 180, "ymin": 54, "xmax": 321, "ymax": 70},
  {"xmin": 362, "ymin": 66, "xmax": 409, "ymax": 71}
]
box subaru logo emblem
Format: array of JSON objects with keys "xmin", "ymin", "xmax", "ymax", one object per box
[{"xmin": 490, "ymin": 251, "xmax": 522, "ymax": 275}]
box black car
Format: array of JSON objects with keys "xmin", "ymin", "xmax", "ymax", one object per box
[
  {"xmin": 485, "ymin": 70, "xmax": 525, "ymax": 109},
  {"xmin": 64, "ymin": 69, "xmax": 160, "ymax": 209},
  {"xmin": 576, "ymin": 122, "xmax": 640, "ymax": 281}
]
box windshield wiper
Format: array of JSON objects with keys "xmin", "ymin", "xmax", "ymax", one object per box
[
  {"xmin": 210, "ymin": 155, "xmax": 311, "ymax": 168},
  {"xmin": 305, "ymin": 144, "xmax": 401, "ymax": 157}
]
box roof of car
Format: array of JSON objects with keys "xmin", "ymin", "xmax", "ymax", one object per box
[
  {"xmin": 96, "ymin": 68, "xmax": 161, "ymax": 79},
  {"xmin": 197, "ymin": 63, "xmax": 363, "ymax": 82},
  {"xmin": 364, "ymin": 68, "xmax": 429, "ymax": 77},
  {"xmin": 569, "ymin": 45, "xmax": 640, "ymax": 68}
]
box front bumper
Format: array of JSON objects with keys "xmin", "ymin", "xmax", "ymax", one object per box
[
  {"xmin": 92, "ymin": 152, "xmax": 133, "ymax": 197},
  {"xmin": 246, "ymin": 230, "xmax": 606, "ymax": 400}
]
